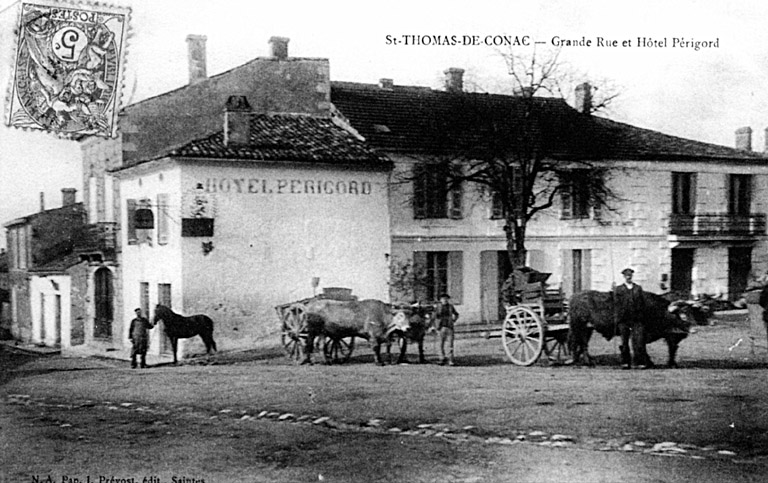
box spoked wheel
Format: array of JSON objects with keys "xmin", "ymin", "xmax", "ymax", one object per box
[
  {"xmin": 544, "ymin": 333, "xmax": 571, "ymax": 364},
  {"xmin": 323, "ymin": 336, "xmax": 355, "ymax": 364},
  {"xmin": 502, "ymin": 306, "xmax": 545, "ymax": 366},
  {"xmin": 281, "ymin": 304, "xmax": 308, "ymax": 363}
]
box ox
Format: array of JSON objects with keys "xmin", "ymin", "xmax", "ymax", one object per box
[
  {"xmin": 390, "ymin": 303, "xmax": 434, "ymax": 364},
  {"xmin": 301, "ymin": 299, "xmax": 411, "ymax": 366},
  {"xmin": 567, "ymin": 291, "xmax": 692, "ymax": 368}
]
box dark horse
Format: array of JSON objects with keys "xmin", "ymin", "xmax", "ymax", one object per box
[{"xmin": 153, "ymin": 304, "xmax": 217, "ymax": 363}]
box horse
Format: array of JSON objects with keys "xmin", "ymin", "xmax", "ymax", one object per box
[{"xmin": 152, "ymin": 304, "xmax": 217, "ymax": 364}]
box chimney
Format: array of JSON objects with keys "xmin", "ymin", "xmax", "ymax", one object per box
[
  {"xmin": 513, "ymin": 86, "xmax": 534, "ymax": 97},
  {"xmin": 186, "ymin": 34, "xmax": 208, "ymax": 84},
  {"xmin": 736, "ymin": 126, "xmax": 752, "ymax": 151},
  {"xmin": 574, "ymin": 83, "xmax": 592, "ymax": 114},
  {"xmin": 62, "ymin": 188, "xmax": 76, "ymax": 206},
  {"xmin": 764, "ymin": 127, "xmax": 768, "ymax": 153},
  {"xmin": 444, "ymin": 67, "xmax": 464, "ymax": 93},
  {"xmin": 379, "ymin": 78, "xmax": 394, "ymax": 90},
  {"xmin": 39, "ymin": 192, "xmax": 45, "ymax": 212},
  {"xmin": 269, "ymin": 36, "xmax": 290, "ymax": 60},
  {"xmin": 224, "ymin": 96, "xmax": 252, "ymax": 146}
]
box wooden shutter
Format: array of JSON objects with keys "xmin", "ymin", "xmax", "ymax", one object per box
[
  {"xmin": 448, "ymin": 251, "xmax": 463, "ymax": 304},
  {"xmin": 561, "ymin": 249, "xmax": 573, "ymax": 298},
  {"xmin": 582, "ymin": 249, "xmax": 592, "ymax": 291},
  {"xmin": 560, "ymin": 187, "xmax": 572, "ymax": 220},
  {"xmin": 413, "ymin": 165, "xmax": 427, "ymax": 219},
  {"xmin": 157, "ymin": 193, "xmax": 169, "ymax": 245},
  {"xmin": 126, "ymin": 199, "xmax": 137, "ymax": 244},
  {"xmin": 450, "ymin": 182, "xmax": 463, "ymax": 219},
  {"xmin": 412, "ymin": 251, "xmax": 428, "ymax": 302}
]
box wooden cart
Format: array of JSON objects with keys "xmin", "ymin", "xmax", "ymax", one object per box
[
  {"xmin": 275, "ymin": 295, "xmax": 356, "ymax": 364},
  {"xmin": 488, "ymin": 281, "xmax": 571, "ymax": 366}
]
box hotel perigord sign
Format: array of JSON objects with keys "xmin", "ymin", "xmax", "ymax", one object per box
[{"xmin": 201, "ymin": 178, "xmax": 374, "ymax": 195}]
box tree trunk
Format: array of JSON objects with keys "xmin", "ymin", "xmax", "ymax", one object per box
[{"xmin": 504, "ymin": 218, "xmax": 527, "ymax": 269}]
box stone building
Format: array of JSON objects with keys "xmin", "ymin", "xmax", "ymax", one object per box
[
  {"xmin": 2, "ymin": 189, "xmax": 88, "ymax": 346},
  {"xmin": 332, "ymin": 74, "xmax": 768, "ymax": 323},
  {"xmin": 79, "ymin": 36, "xmax": 390, "ymax": 358},
  {"xmin": 75, "ymin": 34, "xmax": 768, "ymax": 360}
]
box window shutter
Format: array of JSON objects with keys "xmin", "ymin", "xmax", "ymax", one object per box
[
  {"xmin": 157, "ymin": 193, "xmax": 169, "ymax": 245},
  {"xmin": 448, "ymin": 251, "xmax": 463, "ymax": 304},
  {"xmin": 412, "ymin": 251, "xmax": 428, "ymax": 302},
  {"xmin": 560, "ymin": 187, "xmax": 572, "ymax": 220},
  {"xmin": 413, "ymin": 165, "xmax": 427, "ymax": 219},
  {"xmin": 561, "ymin": 249, "xmax": 573, "ymax": 298},
  {"xmin": 690, "ymin": 173, "xmax": 697, "ymax": 214},
  {"xmin": 126, "ymin": 199, "xmax": 137, "ymax": 244},
  {"xmin": 583, "ymin": 249, "xmax": 592, "ymax": 291},
  {"xmin": 450, "ymin": 182, "xmax": 463, "ymax": 219}
]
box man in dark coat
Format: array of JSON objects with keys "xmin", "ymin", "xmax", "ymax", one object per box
[
  {"xmin": 614, "ymin": 268, "xmax": 650, "ymax": 369},
  {"xmin": 129, "ymin": 308, "xmax": 154, "ymax": 368},
  {"xmin": 435, "ymin": 293, "xmax": 459, "ymax": 366}
]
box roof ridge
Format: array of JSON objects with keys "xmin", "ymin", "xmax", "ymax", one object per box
[{"xmin": 122, "ymin": 57, "xmax": 330, "ymax": 113}]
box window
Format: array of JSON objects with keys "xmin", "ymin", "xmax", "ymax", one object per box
[
  {"xmin": 157, "ymin": 193, "xmax": 169, "ymax": 245},
  {"xmin": 491, "ymin": 192, "xmax": 504, "ymax": 219},
  {"xmin": 560, "ymin": 170, "xmax": 592, "ymax": 220},
  {"xmin": 126, "ymin": 199, "xmax": 137, "ymax": 244},
  {"xmin": 672, "ymin": 172, "xmax": 696, "ymax": 215},
  {"xmin": 413, "ymin": 164, "xmax": 462, "ymax": 219},
  {"xmin": 413, "ymin": 251, "xmax": 463, "ymax": 303},
  {"xmin": 729, "ymin": 174, "xmax": 751, "ymax": 216},
  {"xmin": 158, "ymin": 283, "xmax": 172, "ymax": 308}
]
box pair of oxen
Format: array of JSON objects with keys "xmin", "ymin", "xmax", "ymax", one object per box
[{"xmin": 298, "ymin": 292, "xmax": 700, "ymax": 368}]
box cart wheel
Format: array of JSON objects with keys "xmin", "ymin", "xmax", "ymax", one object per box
[
  {"xmin": 281, "ymin": 304, "xmax": 308, "ymax": 363},
  {"xmin": 502, "ymin": 306, "xmax": 545, "ymax": 366},
  {"xmin": 544, "ymin": 333, "xmax": 571, "ymax": 364},
  {"xmin": 323, "ymin": 336, "xmax": 355, "ymax": 364}
]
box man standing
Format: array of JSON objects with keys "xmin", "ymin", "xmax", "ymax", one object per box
[
  {"xmin": 435, "ymin": 293, "xmax": 459, "ymax": 366},
  {"xmin": 614, "ymin": 268, "xmax": 649, "ymax": 369},
  {"xmin": 129, "ymin": 308, "xmax": 154, "ymax": 369}
]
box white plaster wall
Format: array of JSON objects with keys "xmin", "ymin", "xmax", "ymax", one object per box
[
  {"xmin": 119, "ymin": 163, "xmax": 184, "ymax": 355},
  {"xmin": 29, "ymin": 275, "xmax": 71, "ymax": 347},
  {"xmin": 390, "ymin": 158, "xmax": 768, "ymax": 321},
  {"xmin": 178, "ymin": 162, "xmax": 392, "ymax": 352}
]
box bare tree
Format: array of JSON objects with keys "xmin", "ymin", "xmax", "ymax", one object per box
[{"xmin": 400, "ymin": 47, "xmax": 621, "ymax": 273}]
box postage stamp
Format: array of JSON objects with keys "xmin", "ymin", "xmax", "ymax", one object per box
[{"xmin": 5, "ymin": 0, "xmax": 131, "ymax": 138}]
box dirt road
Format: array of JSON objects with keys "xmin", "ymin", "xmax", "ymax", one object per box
[{"xmin": 2, "ymin": 314, "xmax": 768, "ymax": 482}]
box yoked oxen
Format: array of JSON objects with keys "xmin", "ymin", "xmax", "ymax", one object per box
[
  {"xmin": 567, "ymin": 291, "xmax": 692, "ymax": 367},
  {"xmin": 390, "ymin": 303, "xmax": 434, "ymax": 364},
  {"xmin": 302, "ymin": 298, "xmax": 411, "ymax": 365}
]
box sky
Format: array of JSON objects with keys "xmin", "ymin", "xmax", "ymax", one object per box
[{"xmin": 1, "ymin": 0, "xmax": 768, "ymax": 248}]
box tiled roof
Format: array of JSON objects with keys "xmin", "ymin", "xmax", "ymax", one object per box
[
  {"xmin": 330, "ymin": 81, "xmax": 767, "ymax": 163},
  {"xmin": 28, "ymin": 253, "xmax": 82, "ymax": 274},
  {"xmin": 156, "ymin": 113, "xmax": 390, "ymax": 168}
]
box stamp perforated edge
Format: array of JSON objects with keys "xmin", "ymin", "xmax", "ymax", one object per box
[{"xmin": 3, "ymin": 0, "xmax": 132, "ymax": 139}]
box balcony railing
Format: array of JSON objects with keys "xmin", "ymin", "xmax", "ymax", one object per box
[
  {"xmin": 74, "ymin": 222, "xmax": 118, "ymax": 261},
  {"xmin": 669, "ymin": 213, "xmax": 766, "ymax": 237}
]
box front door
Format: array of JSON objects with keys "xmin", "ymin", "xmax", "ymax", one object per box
[
  {"xmin": 497, "ymin": 251, "xmax": 513, "ymax": 320},
  {"xmin": 728, "ymin": 247, "xmax": 752, "ymax": 300},
  {"xmin": 671, "ymin": 248, "xmax": 694, "ymax": 297},
  {"xmin": 94, "ymin": 267, "xmax": 113, "ymax": 340}
]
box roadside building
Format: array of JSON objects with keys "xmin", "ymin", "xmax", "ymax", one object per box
[
  {"xmin": 80, "ymin": 37, "xmax": 391, "ymax": 359},
  {"xmin": 3, "ymin": 189, "xmax": 87, "ymax": 346},
  {"xmin": 332, "ymin": 74, "xmax": 768, "ymax": 323},
  {"xmin": 77, "ymin": 34, "xmax": 768, "ymax": 361}
]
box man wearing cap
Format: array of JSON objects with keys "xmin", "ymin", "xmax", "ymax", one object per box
[
  {"xmin": 435, "ymin": 293, "xmax": 459, "ymax": 366},
  {"xmin": 129, "ymin": 308, "xmax": 154, "ymax": 369},
  {"xmin": 614, "ymin": 268, "xmax": 650, "ymax": 369}
]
